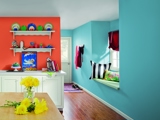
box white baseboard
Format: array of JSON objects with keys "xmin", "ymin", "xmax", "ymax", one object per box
[{"xmin": 73, "ymin": 82, "xmax": 133, "ymax": 120}]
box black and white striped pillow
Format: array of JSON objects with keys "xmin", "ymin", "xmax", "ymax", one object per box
[{"xmin": 90, "ymin": 61, "xmax": 111, "ymax": 79}]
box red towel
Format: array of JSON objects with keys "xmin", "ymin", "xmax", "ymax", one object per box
[{"xmin": 75, "ymin": 46, "xmax": 82, "ymax": 69}]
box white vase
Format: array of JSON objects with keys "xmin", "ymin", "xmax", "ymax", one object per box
[{"xmin": 20, "ymin": 41, "xmax": 24, "ymax": 48}]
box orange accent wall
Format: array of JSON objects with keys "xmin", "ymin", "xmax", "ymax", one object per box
[{"xmin": 0, "ymin": 17, "xmax": 61, "ymax": 70}]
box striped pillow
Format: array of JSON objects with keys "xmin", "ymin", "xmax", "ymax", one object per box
[{"xmin": 90, "ymin": 61, "xmax": 111, "ymax": 79}]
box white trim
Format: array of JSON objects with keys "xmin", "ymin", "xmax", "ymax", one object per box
[{"xmin": 73, "ymin": 82, "xmax": 133, "ymax": 120}]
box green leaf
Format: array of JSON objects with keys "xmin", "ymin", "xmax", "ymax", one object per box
[{"xmin": 27, "ymin": 103, "xmax": 35, "ymax": 112}]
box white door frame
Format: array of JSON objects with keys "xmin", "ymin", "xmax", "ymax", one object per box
[{"xmin": 61, "ymin": 37, "xmax": 72, "ymax": 83}]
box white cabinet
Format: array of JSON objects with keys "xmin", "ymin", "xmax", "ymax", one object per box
[
  {"xmin": 0, "ymin": 71, "xmax": 66, "ymax": 110},
  {"xmin": 42, "ymin": 76, "xmax": 64, "ymax": 109},
  {"xmin": 1, "ymin": 76, "xmax": 22, "ymax": 92}
]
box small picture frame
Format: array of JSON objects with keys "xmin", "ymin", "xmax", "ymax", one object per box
[{"xmin": 22, "ymin": 51, "xmax": 37, "ymax": 71}]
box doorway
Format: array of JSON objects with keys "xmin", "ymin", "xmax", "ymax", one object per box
[{"xmin": 61, "ymin": 37, "xmax": 72, "ymax": 83}]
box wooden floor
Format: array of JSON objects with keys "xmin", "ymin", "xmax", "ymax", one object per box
[{"xmin": 62, "ymin": 91, "xmax": 126, "ymax": 120}]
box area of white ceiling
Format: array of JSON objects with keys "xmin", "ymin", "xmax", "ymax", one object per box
[{"xmin": 0, "ymin": 0, "xmax": 119, "ymax": 29}]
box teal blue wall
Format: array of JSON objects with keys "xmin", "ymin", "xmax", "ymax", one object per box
[
  {"xmin": 62, "ymin": 4, "xmax": 160, "ymax": 118},
  {"xmin": 72, "ymin": 20, "xmax": 124, "ymax": 117},
  {"xmin": 119, "ymin": 0, "xmax": 160, "ymax": 120},
  {"xmin": 71, "ymin": 9, "xmax": 160, "ymax": 119},
  {"xmin": 110, "ymin": 19, "xmax": 119, "ymax": 31},
  {"xmin": 91, "ymin": 21, "xmax": 110, "ymax": 63},
  {"xmin": 61, "ymin": 30, "xmax": 73, "ymax": 37},
  {"xmin": 72, "ymin": 22, "xmax": 92, "ymax": 88}
]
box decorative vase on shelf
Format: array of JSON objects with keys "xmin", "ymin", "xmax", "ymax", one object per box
[
  {"xmin": 23, "ymin": 87, "xmax": 35, "ymax": 99},
  {"xmin": 20, "ymin": 41, "xmax": 24, "ymax": 48}
]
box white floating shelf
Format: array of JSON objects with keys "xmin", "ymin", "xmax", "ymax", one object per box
[
  {"xmin": 10, "ymin": 30, "xmax": 55, "ymax": 39},
  {"xmin": 10, "ymin": 48, "xmax": 55, "ymax": 56}
]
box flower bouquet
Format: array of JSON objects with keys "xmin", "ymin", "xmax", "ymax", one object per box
[
  {"xmin": 1, "ymin": 97, "xmax": 48, "ymax": 115},
  {"xmin": 20, "ymin": 76, "xmax": 39, "ymax": 99}
]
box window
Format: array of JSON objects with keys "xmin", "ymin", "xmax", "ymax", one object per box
[
  {"xmin": 61, "ymin": 39, "xmax": 69, "ymax": 62},
  {"xmin": 109, "ymin": 49, "xmax": 119, "ymax": 71},
  {"xmin": 108, "ymin": 30, "xmax": 119, "ymax": 71},
  {"xmin": 92, "ymin": 30, "xmax": 120, "ymax": 89}
]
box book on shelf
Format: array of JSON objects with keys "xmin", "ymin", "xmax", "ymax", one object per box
[
  {"xmin": 46, "ymin": 58, "xmax": 59, "ymax": 72},
  {"xmin": 51, "ymin": 60, "xmax": 56, "ymax": 71},
  {"xmin": 53, "ymin": 61, "xmax": 58, "ymax": 71},
  {"xmin": 56, "ymin": 63, "xmax": 59, "ymax": 71},
  {"xmin": 47, "ymin": 61, "xmax": 53, "ymax": 71}
]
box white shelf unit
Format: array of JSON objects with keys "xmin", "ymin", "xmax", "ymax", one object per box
[
  {"xmin": 10, "ymin": 48, "xmax": 55, "ymax": 56},
  {"xmin": 10, "ymin": 30, "xmax": 55, "ymax": 39}
]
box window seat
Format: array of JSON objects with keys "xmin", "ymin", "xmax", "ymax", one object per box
[{"xmin": 93, "ymin": 79, "xmax": 119, "ymax": 90}]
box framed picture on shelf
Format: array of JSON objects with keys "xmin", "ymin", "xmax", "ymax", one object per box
[{"xmin": 22, "ymin": 51, "xmax": 37, "ymax": 71}]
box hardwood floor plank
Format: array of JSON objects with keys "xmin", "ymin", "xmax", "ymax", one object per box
[{"xmin": 63, "ymin": 91, "xmax": 126, "ymax": 120}]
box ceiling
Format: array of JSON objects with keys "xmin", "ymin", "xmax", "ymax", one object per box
[{"xmin": 0, "ymin": 0, "xmax": 119, "ymax": 29}]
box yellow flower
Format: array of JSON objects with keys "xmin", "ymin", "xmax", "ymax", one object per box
[
  {"xmin": 41, "ymin": 99, "xmax": 48, "ymax": 111},
  {"xmin": 34, "ymin": 99, "xmax": 48, "ymax": 114},
  {"xmin": 34, "ymin": 98, "xmax": 40, "ymax": 105},
  {"xmin": 20, "ymin": 76, "xmax": 40, "ymax": 87},
  {"xmin": 21, "ymin": 98, "xmax": 31, "ymax": 107},
  {"xmin": 2, "ymin": 97, "xmax": 48, "ymax": 115},
  {"xmin": 32, "ymin": 78, "xmax": 39, "ymax": 87},
  {"xmin": 15, "ymin": 104, "xmax": 28, "ymax": 115}
]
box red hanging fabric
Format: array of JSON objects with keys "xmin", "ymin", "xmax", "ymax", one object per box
[
  {"xmin": 75, "ymin": 46, "xmax": 82, "ymax": 69},
  {"xmin": 108, "ymin": 30, "xmax": 119, "ymax": 51}
]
